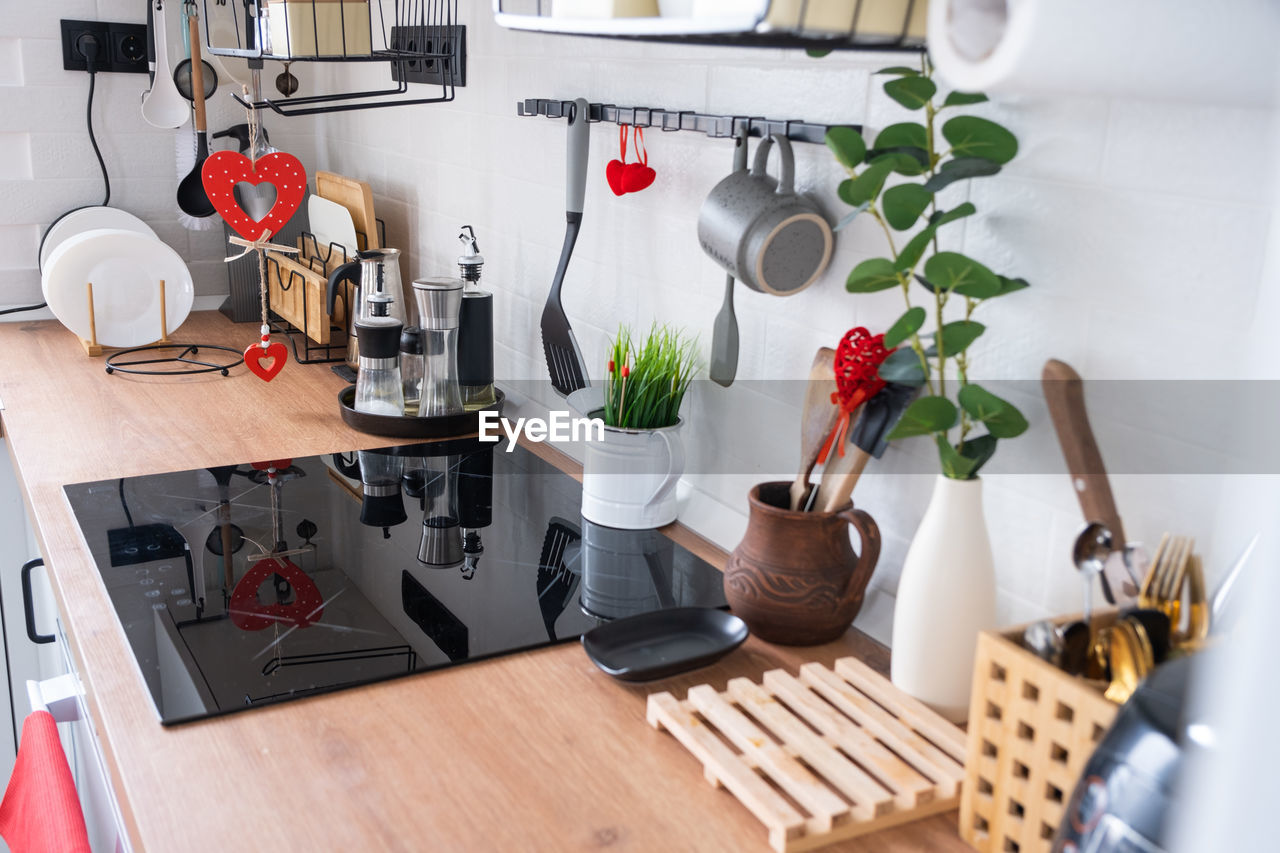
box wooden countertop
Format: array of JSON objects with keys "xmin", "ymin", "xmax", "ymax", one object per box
[{"xmin": 0, "ymin": 312, "xmax": 968, "ymax": 852}]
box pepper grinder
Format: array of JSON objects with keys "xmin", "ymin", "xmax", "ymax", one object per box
[
  {"xmin": 353, "ymin": 292, "xmax": 405, "ymax": 416},
  {"xmin": 456, "ymin": 226, "xmax": 495, "ymax": 410},
  {"xmin": 411, "ymin": 277, "xmax": 464, "ymax": 418}
]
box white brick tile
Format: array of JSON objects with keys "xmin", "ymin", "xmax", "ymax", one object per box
[
  {"xmin": 0, "ymin": 39, "xmax": 23, "ymax": 85},
  {"xmin": 0, "ymin": 133, "xmax": 33, "ymax": 180},
  {"xmin": 0, "ymin": 225, "xmax": 40, "ymax": 270}
]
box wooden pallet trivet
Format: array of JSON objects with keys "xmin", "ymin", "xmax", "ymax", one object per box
[{"xmin": 647, "ymin": 657, "xmax": 968, "ymax": 853}]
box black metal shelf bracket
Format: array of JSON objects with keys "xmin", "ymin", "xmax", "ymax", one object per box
[{"xmin": 516, "ymin": 98, "xmax": 858, "ymax": 144}]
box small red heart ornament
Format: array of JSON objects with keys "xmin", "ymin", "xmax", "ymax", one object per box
[
  {"xmin": 606, "ymin": 159, "xmax": 628, "ymax": 196},
  {"xmin": 202, "ymin": 150, "xmax": 306, "ymax": 241},
  {"xmin": 229, "ymin": 557, "xmax": 325, "ymax": 631},
  {"xmin": 244, "ymin": 341, "xmax": 288, "ymax": 382},
  {"xmin": 622, "ymin": 162, "xmax": 656, "ymax": 193}
]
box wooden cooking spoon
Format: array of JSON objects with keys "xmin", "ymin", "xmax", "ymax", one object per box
[{"xmin": 789, "ymin": 347, "xmax": 838, "ymax": 510}]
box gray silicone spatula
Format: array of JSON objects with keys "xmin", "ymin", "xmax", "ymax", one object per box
[
  {"xmin": 541, "ymin": 98, "xmax": 592, "ymax": 397},
  {"xmin": 709, "ymin": 127, "xmax": 750, "ymax": 388}
]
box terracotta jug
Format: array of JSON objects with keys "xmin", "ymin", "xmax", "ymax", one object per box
[{"xmin": 724, "ymin": 482, "xmax": 880, "ymax": 645}]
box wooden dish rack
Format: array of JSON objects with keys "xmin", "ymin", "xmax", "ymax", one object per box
[
  {"xmin": 647, "ymin": 656, "xmax": 967, "ymax": 853},
  {"xmin": 960, "ymin": 615, "xmax": 1121, "ymax": 853}
]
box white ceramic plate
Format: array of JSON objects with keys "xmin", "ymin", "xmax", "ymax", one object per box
[
  {"xmin": 308, "ymin": 195, "xmax": 359, "ymax": 257},
  {"xmin": 42, "ymin": 229, "xmax": 195, "ymax": 348},
  {"xmin": 38, "ymin": 206, "xmax": 156, "ymax": 271}
]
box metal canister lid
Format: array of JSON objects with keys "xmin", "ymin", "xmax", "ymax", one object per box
[
  {"xmin": 400, "ymin": 325, "xmax": 423, "ymax": 355},
  {"xmin": 411, "ymin": 277, "xmax": 464, "ymax": 330}
]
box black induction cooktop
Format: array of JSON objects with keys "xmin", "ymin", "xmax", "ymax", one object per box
[{"xmin": 63, "ymin": 438, "xmax": 726, "ymax": 725}]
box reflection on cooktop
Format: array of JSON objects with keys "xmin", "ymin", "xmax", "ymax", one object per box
[{"xmin": 64, "ymin": 438, "xmax": 726, "ymax": 724}]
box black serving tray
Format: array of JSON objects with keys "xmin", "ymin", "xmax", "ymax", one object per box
[
  {"xmin": 582, "ymin": 607, "xmax": 749, "ymax": 682},
  {"xmin": 338, "ymin": 386, "xmax": 505, "ymax": 439}
]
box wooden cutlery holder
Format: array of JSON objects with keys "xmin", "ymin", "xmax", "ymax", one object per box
[{"xmin": 960, "ymin": 615, "xmax": 1120, "ymax": 853}]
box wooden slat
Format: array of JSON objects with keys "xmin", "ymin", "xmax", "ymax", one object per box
[
  {"xmin": 727, "ymin": 677, "xmax": 892, "ymax": 821},
  {"xmin": 834, "ymin": 657, "xmax": 968, "ymax": 761},
  {"xmin": 687, "ymin": 685, "xmax": 850, "ymax": 835},
  {"xmin": 764, "ymin": 670, "xmax": 935, "ymax": 811},
  {"xmin": 801, "ymin": 664, "xmax": 965, "ymax": 796},
  {"xmin": 647, "ymin": 692, "xmax": 806, "ymax": 850}
]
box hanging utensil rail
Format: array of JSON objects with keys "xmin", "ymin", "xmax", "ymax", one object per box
[{"xmin": 516, "ymin": 98, "xmax": 858, "ymax": 144}]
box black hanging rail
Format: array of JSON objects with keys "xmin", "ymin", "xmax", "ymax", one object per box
[{"xmin": 516, "ymin": 99, "xmax": 858, "ymax": 144}]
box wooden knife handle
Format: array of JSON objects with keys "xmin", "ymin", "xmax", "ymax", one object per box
[{"xmin": 1041, "ymin": 359, "xmax": 1126, "ymax": 545}]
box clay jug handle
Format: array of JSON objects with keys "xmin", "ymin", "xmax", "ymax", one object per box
[{"xmin": 837, "ymin": 506, "xmax": 881, "ymax": 599}]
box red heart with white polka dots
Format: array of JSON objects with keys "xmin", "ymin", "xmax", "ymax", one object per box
[{"xmin": 201, "ymin": 150, "xmax": 306, "ymax": 241}]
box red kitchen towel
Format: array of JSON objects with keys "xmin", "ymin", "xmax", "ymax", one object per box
[{"xmin": 0, "ymin": 710, "xmax": 91, "ymax": 853}]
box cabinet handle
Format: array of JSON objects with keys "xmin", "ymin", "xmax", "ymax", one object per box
[{"xmin": 20, "ymin": 558, "xmax": 55, "ymax": 645}]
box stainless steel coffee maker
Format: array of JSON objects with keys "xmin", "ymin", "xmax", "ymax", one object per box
[{"xmin": 327, "ymin": 249, "xmax": 407, "ymax": 372}]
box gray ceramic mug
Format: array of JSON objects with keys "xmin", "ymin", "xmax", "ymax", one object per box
[{"xmin": 697, "ymin": 134, "xmax": 834, "ymax": 296}]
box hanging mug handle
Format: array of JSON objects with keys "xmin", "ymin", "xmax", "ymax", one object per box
[
  {"xmin": 750, "ymin": 133, "xmax": 796, "ymax": 196},
  {"xmin": 647, "ymin": 427, "xmax": 685, "ymax": 506}
]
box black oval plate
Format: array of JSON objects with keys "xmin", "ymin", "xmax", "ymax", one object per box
[
  {"xmin": 338, "ymin": 386, "xmax": 505, "ymax": 439},
  {"xmin": 581, "ymin": 607, "xmax": 749, "ymax": 682}
]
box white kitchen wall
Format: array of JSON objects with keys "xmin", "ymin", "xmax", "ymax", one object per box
[
  {"xmin": 0, "ymin": 0, "xmax": 319, "ymax": 313},
  {"xmin": 306, "ymin": 10, "xmax": 1278, "ymax": 638},
  {"xmin": 2, "ymin": 2, "xmax": 1276, "ymax": 642}
]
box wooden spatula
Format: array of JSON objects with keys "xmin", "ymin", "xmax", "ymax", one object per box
[{"xmin": 789, "ymin": 347, "xmax": 838, "ymax": 510}]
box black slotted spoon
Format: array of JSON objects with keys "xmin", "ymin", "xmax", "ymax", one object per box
[{"xmin": 541, "ymin": 98, "xmax": 592, "ymax": 397}]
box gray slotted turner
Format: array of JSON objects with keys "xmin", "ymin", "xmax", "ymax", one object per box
[{"xmin": 541, "ymin": 98, "xmax": 592, "ymax": 397}]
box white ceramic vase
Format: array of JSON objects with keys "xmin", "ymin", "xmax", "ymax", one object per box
[
  {"xmin": 580, "ymin": 418, "xmax": 685, "ymax": 529},
  {"xmin": 890, "ymin": 475, "xmax": 997, "ymax": 723}
]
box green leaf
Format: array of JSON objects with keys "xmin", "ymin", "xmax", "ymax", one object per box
[
  {"xmin": 937, "ymin": 435, "xmax": 980, "ymax": 480},
  {"xmin": 884, "ymin": 307, "xmax": 926, "ymax": 349},
  {"xmin": 894, "ymin": 224, "xmax": 937, "ymax": 272},
  {"xmin": 888, "ymin": 396, "xmax": 958, "ymax": 439},
  {"xmin": 995, "ymin": 275, "xmax": 1030, "ymax": 296},
  {"xmin": 929, "ymin": 201, "xmax": 977, "ymax": 227},
  {"xmin": 806, "ymin": 47, "xmax": 833, "ymax": 58},
  {"xmin": 957, "ymin": 384, "xmax": 1029, "ymax": 438},
  {"xmin": 833, "ymin": 201, "xmax": 870, "ymax": 232},
  {"xmin": 874, "ymin": 123, "xmax": 928, "ymax": 150},
  {"xmin": 923, "ymin": 157, "xmax": 1002, "ymax": 192},
  {"xmin": 884, "ymin": 76, "xmax": 937, "ymax": 110},
  {"xmin": 957, "ymin": 433, "xmax": 999, "ymax": 476},
  {"xmin": 882, "ymin": 184, "xmax": 933, "ymax": 231},
  {"xmin": 838, "ymin": 160, "xmax": 893, "ymax": 206},
  {"xmin": 942, "ymin": 116, "xmax": 1018, "ymax": 164},
  {"xmin": 846, "ymin": 258, "xmax": 900, "ymax": 293},
  {"xmin": 825, "ymin": 127, "xmax": 867, "ymax": 170},
  {"xmin": 876, "ymin": 66, "xmax": 921, "ymax": 76},
  {"xmin": 868, "ymin": 149, "xmax": 928, "ymax": 176},
  {"xmin": 914, "ymin": 275, "xmax": 939, "ymax": 294},
  {"xmin": 878, "ymin": 347, "xmax": 928, "ymax": 387},
  {"xmin": 937, "ymin": 321, "xmax": 986, "ymax": 355},
  {"xmin": 942, "ymin": 91, "xmax": 989, "ymax": 107},
  {"xmin": 924, "ymin": 252, "xmax": 1001, "ymax": 298}
]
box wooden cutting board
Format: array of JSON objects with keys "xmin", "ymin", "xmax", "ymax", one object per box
[{"xmin": 315, "ymin": 170, "xmax": 379, "ymax": 251}]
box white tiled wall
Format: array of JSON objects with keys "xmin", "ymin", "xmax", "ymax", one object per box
[
  {"xmin": 0, "ymin": 0, "xmax": 318, "ymax": 312},
  {"xmin": 306, "ymin": 13, "xmax": 1278, "ymax": 634},
  {"xmin": 3, "ymin": 4, "xmax": 1277, "ymax": 639}
]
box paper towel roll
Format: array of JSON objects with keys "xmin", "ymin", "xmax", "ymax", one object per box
[{"xmin": 928, "ymin": 0, "xmax": 1278, "ymax": 106}]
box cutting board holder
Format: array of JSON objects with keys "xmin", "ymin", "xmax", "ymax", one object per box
[
  {"xmin": 647, "ymin": 656, "xmax": 967, "ymax": 853},
  {"xmin": 79, "ymin": 280, "xmax": 171, "ymax": 357},
  {"xmin": 263, "ymin": 251, "xmax": 348, "ymax": 364}
]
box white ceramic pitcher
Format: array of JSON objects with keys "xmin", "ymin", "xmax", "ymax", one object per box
[{"xmin": 580, "ymin": 418, "xmax": 685, "ymax": 530}]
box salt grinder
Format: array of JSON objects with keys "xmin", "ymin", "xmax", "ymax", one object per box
[{"xmin": 410, "ymin": 278, "xmax": 464, "ymax": 418}]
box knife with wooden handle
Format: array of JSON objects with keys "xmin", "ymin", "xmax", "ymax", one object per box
[{"xmin": 1041, "ymin": 359, "xmax": 1137, "ymax": 603}]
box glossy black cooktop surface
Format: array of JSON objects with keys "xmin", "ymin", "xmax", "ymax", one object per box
[{"xmin": 63, "ymin": 438, "xmax": 726, "ymax": 724}]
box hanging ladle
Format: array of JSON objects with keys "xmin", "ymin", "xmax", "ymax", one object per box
[{"xmin": 176, "ymin": 3, "xmax": 215, "ymax": 218}]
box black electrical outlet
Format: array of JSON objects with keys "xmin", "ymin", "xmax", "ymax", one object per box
[
  {"xmin": 61, "ymin": 19, "xmax": 150, "ymax": 74},
  {"xmin": 389, "ymin": 25, "xmax": 467, "ymax": 88}
]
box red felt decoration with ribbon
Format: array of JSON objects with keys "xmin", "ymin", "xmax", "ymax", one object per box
[
  {"xmin": 202, "ymin": 150, "xmax": 306, "ymax": 241},
  {"xmin": 606, "ymin": 125, "xmax": 656, "ymax": 196},
  {"xmin": 229, "ymin": 556, "xmax": 325, "ymax": 631},
  {"xmin": 817, "ymin": 327, "xmax": 895, "ymax": 463}
]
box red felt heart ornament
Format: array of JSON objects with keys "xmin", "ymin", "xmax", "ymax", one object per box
[
  {"xmin": 202, "ymin": 150, "xmax": 306, "ymax": 241},
  {"xmin": 250, "ymin": 458, "xmax": 293, "ymax": 471},
  {"xmin": 622, "ymin": 162, "xmax": 656, "ymax": 193},
  {"xmin": 229, "ymin": 556, "xmax": 325, "ymax": 631},
  {"xmin": 244, "ymin": 341, "xmax": 288, "ymax": 382},
  {"xmin": 606, "ymin": 159, "xmax": 628, "ymax": 196}
]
